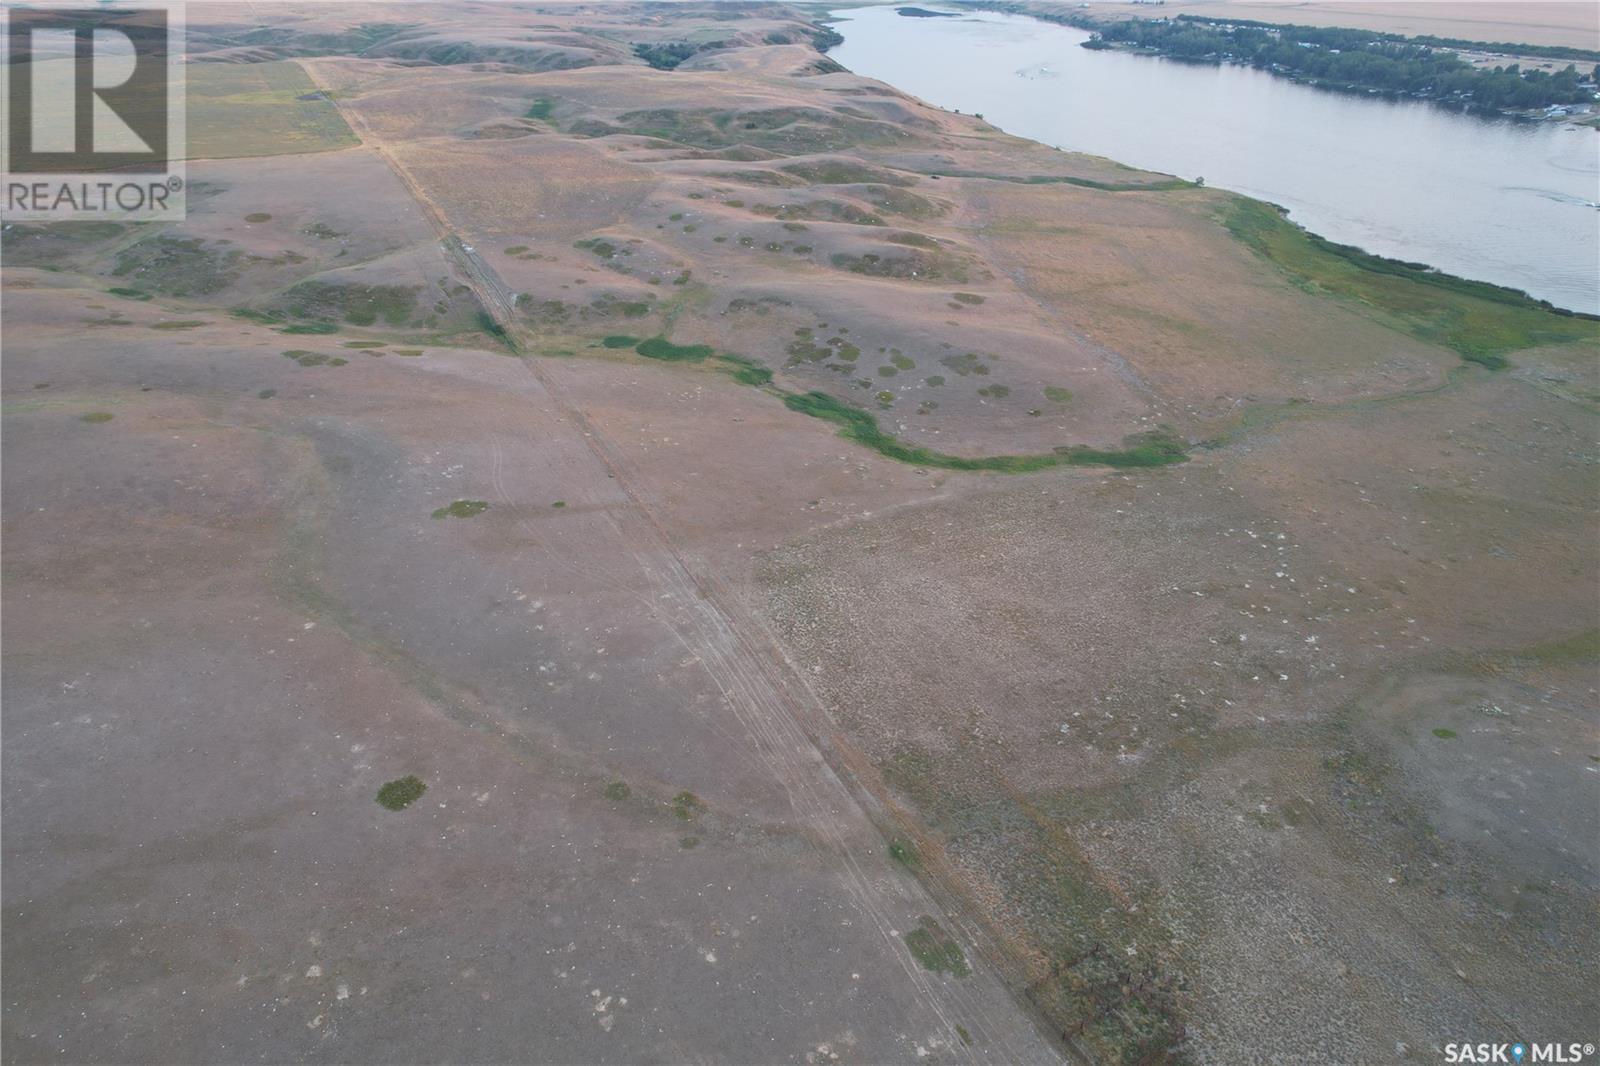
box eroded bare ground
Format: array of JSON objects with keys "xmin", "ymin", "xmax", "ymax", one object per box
[{"xmin": 3, "ymin": 3, "xmax": 1597, "ymax": 1064}]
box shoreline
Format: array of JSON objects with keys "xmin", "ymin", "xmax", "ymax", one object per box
[
  {"xmin": 825, "ymin": 3, "xmax": 1599, "ymax": 316},
  {"xmin": 1084, "ymin": 38, "xmax": 1600, "ymax": 127},
  {"xmin": 956, "ymin": 1, "xmax": 1600, "ymax": 126}
]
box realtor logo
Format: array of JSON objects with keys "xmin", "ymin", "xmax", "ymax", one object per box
[{"xmin": 2, "ymin": 2, "xmax": 185, "ymax": 220}]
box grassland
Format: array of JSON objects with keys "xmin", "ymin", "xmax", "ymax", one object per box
[
  {"xmin": 188, "ymin": 62, "xmax": 357, "ymax": 159},
  {"xmin": 6, "ymin": 3, "xmax": 1594, "ymax": 1064}
]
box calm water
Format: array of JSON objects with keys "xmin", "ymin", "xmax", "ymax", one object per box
[{"xmin": 830, "ymin": 6, "xmax": 1600, "ymax": 313}]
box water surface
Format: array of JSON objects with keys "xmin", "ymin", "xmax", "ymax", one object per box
[{"xmin": 830, "ymin": 5, "xmax": 1600, "ymax": 313}]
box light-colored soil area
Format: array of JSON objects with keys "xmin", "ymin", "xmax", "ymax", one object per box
[{"xmin": 4, "ymin": 3, "xmax": 1596, "ymax": 1063}]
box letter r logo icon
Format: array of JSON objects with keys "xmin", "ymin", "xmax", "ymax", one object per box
[{"xmin": 5, "ymin": 6, "xmax": 172, "ymax": 172}]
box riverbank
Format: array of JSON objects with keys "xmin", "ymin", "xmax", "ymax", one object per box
[
  {"xmin": 962, "ymin": 1, "xmax": 1600, "ymax": 120},
  {"xmin": 828, "ymin": 3, "xmax": 1600, "ymax": 312}
]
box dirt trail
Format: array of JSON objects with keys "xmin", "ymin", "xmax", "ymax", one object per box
[{"xmin": 303, "ymin": 61, "xmax": 1065, "ymax": 1062}]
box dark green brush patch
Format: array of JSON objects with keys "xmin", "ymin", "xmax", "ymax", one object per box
[
  {"xmin": 282, "ymin": 349, "xmax": 340, "ymax": 367},
  {"xmin": 107, "ymin": 287, "xmax": 151, "ymax": 301},
  {"xmin": 885, "ymin": 231, "xmax": 940, "ymax": 249},
  {"xmin": 633, "ymin": 40, "xmax": 725, "ymax": 70},
  {"xmin": 604, "ymin": 781, "xmax": 632, "ymax": 801},
  {"xmin": 574, "ymin": 237, "xmax": 625, "ymax": 260},
  {"xmin": 258, "ymin": 389, "xmax": 277, "ymax": 399},
  {"xmin": 111, "ymin": 235, "xmax": 242, "ymax": 297},
  {"xmin": 671, "ymin": 791, "xmax": 705, "ymax": 821},
  {"xmin": 782, "ymin": 159, "xmax": 914, "ymax": 187},
  {"xmin": 952, "ymin": 292, "xmax": 985, "ymax": 304},
  {"xmin": 474, "ymin": 310, "xmax": 508, "ymax": 341},
  {"xmin": 1043, "ymin": 385, "xmax": 1073, "ymax": 403},
  {"xmin": 956, "ymin": 1025, "xmax": 972, "ymax": 1046},
  {"xmin": 524, "ymin": 98, "xmax": 554, "ymax": 121},
  {"xmin": 905, "ymin": 917, "xmax": 969, "ymax": 977},
  {"xmin": 278, "ymin": 321, "xmax": 339, "ymax": 335},
  {"xmin": 275, "ymin": 280, "xmax": 419, "ymax": 329},
  {"xmin": 636, "ymin": 336, "xmax": 713, "ymax": 362},
  {"xmin": 1432, "ymin": 728, "xmax": 1458, "ymax": 739},
  {"xmin": 245, "ymin": 212, "xmax": 272, "ymax": 223},
  {"xmin": 781, "ymin": 391, "xmax": 1186, "ymax": 471},
  {"xmin": 831, "ymin": 249, "xmax": 967, "ymax": 282},
  {"xmin": 342, "ymin": 340, "xmax": 384, "ymax": 348},
  {"xmin": 888, "ymin": 838, "xmax": 919, "ymax": 866},
  {"xmin": 431, "ymin": 499, "xmax": 488, "ymax": 520},
  {"xmin": 151, "ymin": 320, "xmax": 207, "ymax": 330},
  {"xmin": 679, "ymin": 835, "xmax": 700, "ymax": 848},
  {"xmin": 503, "ymin": 245, "xmax": 530, "ymax": 255},
  {"xmin": 393, "ymin": 348, "xmax": 424, "ymax": 356},
  {"xmin": 79, "ymin": 412, "xmax": 114, "ymax": 423},
  {"xmin": 376, "ymin": 775, "xmax": 426, "ymax": 810},
  {"xmin": 551, "ymin": 500, "xmax": 566, "ymax": 508}
]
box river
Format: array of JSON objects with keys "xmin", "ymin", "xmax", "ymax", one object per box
[{"xmin": 828, "ymin": 5, "xmax": 1600, "ymax": 314}]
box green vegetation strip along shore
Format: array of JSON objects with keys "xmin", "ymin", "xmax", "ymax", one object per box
[
  {"xmin": 624, "ymin": 337, "xmax": 1187, "ymax": 470},
  {"xmin": 780, "ymin": 391, "xmax": 1187, "ymax": 470},
  {"xmin": 926, "ymin": 170, "xmax": 1195, "ymax": 192},
  {"xmin": 1222, "ymin": 198, "xmax": 1599, "ymax": 368}
]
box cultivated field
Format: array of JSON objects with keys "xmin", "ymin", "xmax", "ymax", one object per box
[{"xmin": 3, "ymin": 3, "xmax": 1595, "ymax": 1064}]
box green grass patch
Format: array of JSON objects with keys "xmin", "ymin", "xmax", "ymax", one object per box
[
  {"xmin": 1043, "ymin": 385, "xmax": 1073, "ymax": 404},
  {"xmin": 151, "ymin": 320, "xmax": 207, "ymax": 330},
  {"xmin": 107, "ymin": 287, "xmax": 151, "ymax": 301},
  {"xmin": 716, "ymin": 353, "xmax": 773, "ymax": 386},
  {"xmin": 186, "ymin": 61, "xmax": 357, "ymax": 160},
  {"xmin": 781, "ymin": 390, "xmax": 1186, "ymax": 471},
  {"xmin": 604, "ymin": 781, "xmax": 631, "ymax": 801},
  {"xmin": 245, "ymin": 212, "xmax": 272, "ymax": 223},
  {"xmin": 636, "ymin": 336, "xmax": 713, "ymax": 362},
  {"xmin": 524, "ymin": 98, "xmax": 554, "ymax": 121},
  {"xmin": 342, "ymin": 340, "xmax": 384, "ymax": 349},
  {"xmin": 1223, "ymin": 197, "xmax": 1598, "ymax": 367},
  {"xmin": 952, "ymin": 292, "xmax": 985, "ymax": 305},
  {"xmin": 79, "ymin": 412, "xmax": 114, "ymax": 423},
  {"xmin": 1432, "ymin": 728, "xmax": 1458, "ymax": 740},
  {"xmin": 904, "ymin": 917, "xmax": 969, "ymax": 977},
  {"xmin": 930, "ymin": 169, "xmax": 1192, "ymax": 192},
  {"xmin": 602, "ymin": 334, "xmax": 641, "ymax": 348},
  {"xmin": 431, "ymin": 499, "xmax": 488, "ymax": 520},
  {"xmin": 279, "ymin": 321, "xmax": 339, "ymax": 335},
  {"xmin": 394, "ymin": 348, "xmax": 424, "ymax": 357},
  {"xmin": 376, "ymin": 775, "xmax": 426, "ymax": 810}
]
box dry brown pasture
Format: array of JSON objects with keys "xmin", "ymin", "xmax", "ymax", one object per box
[{"xmin": 3, "ymin": 3, "xmax": 1596, "ymax": 1064}]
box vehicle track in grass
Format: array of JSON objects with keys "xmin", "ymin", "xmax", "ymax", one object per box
[{"xmin": 304, "ymin": 57, "xmax": 1066, "ymax": 1063}]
